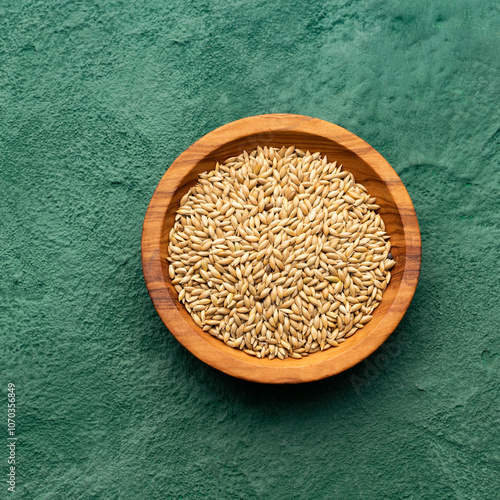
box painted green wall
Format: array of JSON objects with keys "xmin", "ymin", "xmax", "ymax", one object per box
[{"xmin": 1, "ymin": 0, "xmax": 499, "ymax": 498}]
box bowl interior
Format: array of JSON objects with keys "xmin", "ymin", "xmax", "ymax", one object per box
[{"xmin": 157, "ymin": 129, "xmax": 406, "ymax": 369}]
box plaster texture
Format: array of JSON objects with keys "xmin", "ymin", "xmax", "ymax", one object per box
[{"xmin": 1, "ymin": 0, "xmax": 499, "ymax": 498}]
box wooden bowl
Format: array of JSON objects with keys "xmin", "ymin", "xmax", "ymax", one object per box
[{"xmin": 142, "ymin": 114, "xmax": 421, "ymax": 383}]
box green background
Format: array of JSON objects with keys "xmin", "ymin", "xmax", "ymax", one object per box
[{"xmin": 1, "ymin": 0, "xmax": 499, "ymax": 498}]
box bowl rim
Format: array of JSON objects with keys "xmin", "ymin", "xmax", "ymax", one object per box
[{"xmin": 141, "ymin": 113, "xmax": 421, "ymax": 383}]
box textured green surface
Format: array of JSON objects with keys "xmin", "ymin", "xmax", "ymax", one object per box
[{"xmin": 1, "ymin": 0, "xmax": 499, "ymax": 498}]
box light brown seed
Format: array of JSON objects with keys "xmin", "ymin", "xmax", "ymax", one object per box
[{"xmin": 167, "ymin": 147, "xmax": 392, "ymax": 359}]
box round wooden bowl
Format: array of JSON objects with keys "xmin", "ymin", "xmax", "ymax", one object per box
[{"xmin": 142, "ymin": 114, "xmax": 421, "ymax": 384}]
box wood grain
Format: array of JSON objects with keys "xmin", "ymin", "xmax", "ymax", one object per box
[{"xmin": 141, "ymin": 114, "xmax": 421, "ymax": 384}]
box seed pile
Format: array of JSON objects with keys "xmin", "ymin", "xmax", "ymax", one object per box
[{"xmin": 167, "ymin": 146, "xmax": 395, "ymax": 360}]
